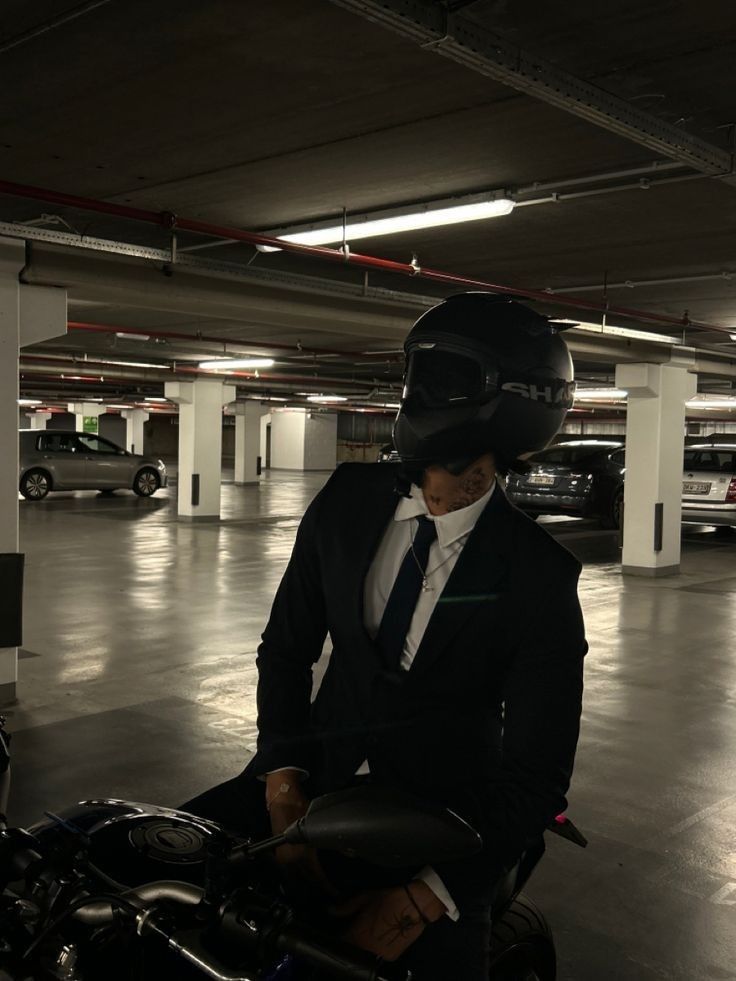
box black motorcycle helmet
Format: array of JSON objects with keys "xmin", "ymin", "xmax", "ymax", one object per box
[{"xmin": 393, "ymin": 292, "xmax": 574, "ymax": 479}]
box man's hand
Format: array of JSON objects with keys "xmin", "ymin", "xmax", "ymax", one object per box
[
  {"xmin": 335, "ymin": 882, "xmax": 446, "ymax": 962},
  {"xmin": 265, "ymin": 770, "xmax": 336, "ymax": 896}
]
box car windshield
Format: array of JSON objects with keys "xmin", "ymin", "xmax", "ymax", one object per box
[
  {"xmin": 683, "ymin": 449, "xmax": 736, "ymax": 473},
  {"xmin": 528, "ymin": 443, "xmax": 620, "ymax": 465}
]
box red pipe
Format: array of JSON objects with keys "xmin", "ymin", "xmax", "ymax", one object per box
[{"xmin": 0, "ymin": 177, "xmax": 723, "ymax": 334}]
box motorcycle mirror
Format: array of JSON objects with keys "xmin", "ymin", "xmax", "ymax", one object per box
[{"xmin": 282, "ymin": 786, "xmax": 482, "ymax": 868}]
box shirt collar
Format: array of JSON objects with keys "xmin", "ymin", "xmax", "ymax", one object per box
[{"xmin": 394, "ymin": 480, "xmax": 496, "ymax": 548}]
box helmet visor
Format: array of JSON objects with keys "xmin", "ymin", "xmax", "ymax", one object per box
[{"xmin": 404, "ymin": 349, "xmax": 487, "ymax": 407}]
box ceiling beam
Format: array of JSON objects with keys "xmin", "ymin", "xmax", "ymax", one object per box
[{"xmin": 329, "ymin": 0, "xmax": 733, "ymax": 177}]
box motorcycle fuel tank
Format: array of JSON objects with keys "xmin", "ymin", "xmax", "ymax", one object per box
[{"xmin": 28, "ymin": 799, "xmax": 234, "ymax": 888}]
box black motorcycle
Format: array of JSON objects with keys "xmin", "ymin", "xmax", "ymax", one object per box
[{"xmin": 0, "ymin": 719, "xmax": 585, "ymax": 981}]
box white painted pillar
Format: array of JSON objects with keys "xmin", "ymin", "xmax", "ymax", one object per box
[
  {"xmin": 68, "ymin": 402, "xmax": 104, "ymax": 434},
  {"xmin": 616, "ymin": 361, "xmax": 697, "ymax": 576},
  {"xmin": 304, "ymin": 412, "xmax": 338, "ymax": 470},
  {"xmin": 165, "ymin": 378, "xmax": 235, "ymax": 519},
  {"xmin": 1, "ymin": 240, "xmax": 67, "ymax": 703},
  {"xmin": 270, "ymin": 410, "xmax": 307, "ymax": 469},
  {"xmin": 234, "ymin": 402, "xmax": 264, "ymax": 485},
  {"xmin": 121, "ymin": 409, "xmax": 149, "ymax": 455},
  {"xmin": 28, "ymin": 412, "xmax": 52, "ymax": 430}
]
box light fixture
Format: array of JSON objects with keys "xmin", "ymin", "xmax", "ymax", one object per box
[
  {"xmin": 115, "ymin": 331, "xmax": 151, "ymax": 341},
  {"xmin": 18, "ymin": 398, "xmax": 42, "ymax": 405},
  {"xmin": 306, "ymin": 395, "xmax": 348, "ymax": 403},
  {"xmin": 198, "ymin": 358, "xmax": 275, "ymax": 371},
  {"xmin": 105, "ymin": 404, "xmax": 132, "ymax": 410},
  {"xmin": 686, "ymin": 395, "xmax": 736, "ymax": 409},
  {"xmin": 94, "ymin": 358, "xmax": 170, "ymax": 370},
  {"xmin": 559, "ymin": 319, "xmax": 679, "ymax": 345},
  {"xmin": 247, "ymin": 395, "xmax": 288, "ymax": 402},
  {"xmin": 258, "ymin": 193, "xmax": 515, "ymax": 251},
  {"xmin": 574, "ymin": 389, "xmax": 628, "ymax": 401},
  {"xmin": 144, "ymin": 397, "xmax": 168, "ymax": 403}
]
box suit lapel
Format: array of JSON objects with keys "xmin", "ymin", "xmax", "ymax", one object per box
[{"xmin": 407, "ymin": 487, "xmax": 514, "ymax": 679}]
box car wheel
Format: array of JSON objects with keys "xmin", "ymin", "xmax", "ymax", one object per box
[
  {"xmin": 133, "ymin": 467, "xmax": 160, "ymax": 497},
  {"xmin": 600, "ymin": 487, "xmax": 624, "ymax": 530},
  {"xmin": 20, "ymin": 469, "xmax": 52, "ymax": 501}
]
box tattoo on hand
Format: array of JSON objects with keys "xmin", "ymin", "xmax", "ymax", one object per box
[{"xmin": 377, "ymin": 907, "xmax": 421, "ymax": 944}]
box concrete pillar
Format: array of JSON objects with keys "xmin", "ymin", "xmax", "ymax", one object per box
[
  {"xmin": 1, "ymin": 239, "xmax": 67, "ymax": 703},
  {"xmin": 270, "ymin": 410, "xmax": 338, "ymax": 471},
  {"xmin": 28, "ymin": 412, "xmax": 52, "ymax": 430},
  {"xmin": 68, "ymin": 402, "xmax": 103, "ymax": 434},
  {"xmin": 234, "ymin": 402, "xmax": 264, "ymax": 485},
  {"xmin": 165, "ymin": 378, "xmax": 235, "ymax": 520},
  {"xmin": 616, "ymin": 362, "xmax": 697, "ymax": 576},
  {"xmin": 121, "ymin": 408, "xmax": 149, "ymax": 455},
  {"xmin": 304, "ymin": 412, "xmax": 337, "ymax": 470}
]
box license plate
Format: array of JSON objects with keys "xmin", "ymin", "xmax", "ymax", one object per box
[
  {"xmin": 528, "ymin": 474, "xmax": 556, "ymax": 486},
  {"xmin": 683, "ymin": 481, "xmax": 711, "ymax": 495}
]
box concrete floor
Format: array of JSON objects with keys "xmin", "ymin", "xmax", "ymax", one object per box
[{"xmin": 8, "ymin": 471, "xmax": 736, "ymax": 980}]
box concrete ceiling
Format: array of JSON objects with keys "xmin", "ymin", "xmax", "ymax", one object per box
[{"xmin": 5, "ymin": 0, "xmax": 736, "ymax": 411}]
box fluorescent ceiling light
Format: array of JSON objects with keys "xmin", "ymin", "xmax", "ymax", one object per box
[
  {"xmin": 199, "ymin": 358, "xmax": 275, "ymax": 370},
  {"xmin": 574, "ymin": 388, "xmax": 628, "ymax": 401},
  {"xmin": 687, "ymin": 396, "xmax": 736, "ymax": 409},
  {"xmin": 115, "ymin": 331, "xmax": 151, "ymax": 341},
  {"xmin": 96, "ymin": 358, "xmax": 170, "ymax": 370},
  {"xmin": 144, "ymin": 397, "xmax": 168, "ymax": 403},
  {"xmin": 248, "ymin": 395, "xmax": 288, "ymax": 402},
  {"xmin": 560, "ymin": 319, "xmax": 679, "ymax": 345},
  {"xmin": 259, "ymin": 194, "xmax": 515, "ymax": 251},
  {"xmin": 307, "ymin": 394, "xmax": 348, "ymax": 403},
  {"xmin": 18, "ymin": 398, "xmax": 42, "ymax": 405},
  {"xmin": 106, "ymin": 404, "xmax": 132, "ymax": 410}
]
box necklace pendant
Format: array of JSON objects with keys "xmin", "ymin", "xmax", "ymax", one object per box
[{"xmin": 421, "ymin": 577, "xmax": 432, "ymax": 592}]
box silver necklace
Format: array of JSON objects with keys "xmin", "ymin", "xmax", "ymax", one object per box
[{"xmin": 408, "ymin": 522, "xmax": 457, "ymax": 592}]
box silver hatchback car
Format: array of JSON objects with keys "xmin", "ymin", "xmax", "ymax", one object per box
[
  {"xmin": 681, "ymin": 443, "xmax": 736, "ymax": 527},
  {"xmin": 19, "ymin": 430, "xmax": 167, "ymax": 501}
]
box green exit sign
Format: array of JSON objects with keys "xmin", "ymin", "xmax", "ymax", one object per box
[{"xmin": 83, "ymin": 416, "xmax": 99, "ymax": 433}]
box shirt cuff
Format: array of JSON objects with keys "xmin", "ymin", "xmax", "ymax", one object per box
[{"xmin": 415, "ymin": 866, "xmax": 460, "ymax": 922}]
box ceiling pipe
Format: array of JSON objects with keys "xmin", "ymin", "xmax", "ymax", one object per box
[
  {"xmin": 66, "ymin": 320, "xmax": 401, "ymax": 362},
  {"xmin": 548, "ymin": 271, "xmax": 736, "ymax": 294},
  {"xmin": 18, "ymin": 354, "xmax": 382, "ymax": 392},
  {"xmin": 0, "ymin": 178, "xmax": 730, "ymax": 335}
]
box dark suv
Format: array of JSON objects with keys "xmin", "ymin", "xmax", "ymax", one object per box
[
  {"xmin": 505, "ymin": 440, "xmax": 626, "ymax": 528},
  {"xmin": 19, "ymin": 430, "xmax": 167, "ymax": 501}
]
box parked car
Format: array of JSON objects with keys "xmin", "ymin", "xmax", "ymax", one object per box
[
  {"xmin": 505, "ymin": 440, "xmax": 626, "ymax": 528},
  {"xmin": 19, "ymin": 430, "xmax": 167, "ymax": 501},
  {"xmin": 681, "ymin": 443, "xmax": 736, "ymax": 527},
  {"xmin": 377, "ymin": 442, "xmax": 400, "ymax": 463}
]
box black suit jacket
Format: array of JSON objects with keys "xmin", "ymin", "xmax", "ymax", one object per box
[{"xmin": 252, "ymin": 463, "xmax": 587, "ymax": 903}]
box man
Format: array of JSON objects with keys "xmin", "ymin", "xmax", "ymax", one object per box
[{"xmin": 185, "ymin": 293, "xmax": 587, "ymax": 980}]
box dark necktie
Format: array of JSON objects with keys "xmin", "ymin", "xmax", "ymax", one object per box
[{"xmin": 375, "ymin": 515, "xmax": 438, "ymax": 670}]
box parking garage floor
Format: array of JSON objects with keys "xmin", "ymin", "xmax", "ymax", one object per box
[{"xmin": 8, "ymin": 471, "xmax": 736, "ymax": 980}]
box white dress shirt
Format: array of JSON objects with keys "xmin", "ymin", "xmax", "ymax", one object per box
[{"xmin": 360, "ymin": 479, "xmax": 496, "ymax": 919}]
